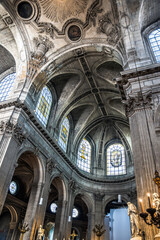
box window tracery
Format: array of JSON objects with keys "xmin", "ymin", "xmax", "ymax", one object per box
[
  {"xmin": 58, "ymin": 116, "xmax": 70, "ymax": 152},
  {"xmin": 149, "ymin": 29, "xmax": 160, "ymax": 62},
  {"xmin": 77, "ymin": 138, "xmax": 91, "ymax": 173},
  {"xmin": 35, "ymin": 86, "xmax": 52, "ymax": 127},
  {"xmin": 0, "ymin": 73, "xmax": 16, "ymax": 102},
  {"xmin": 106, "ymin": 143, "xmax": 126, "ymax": 176}
]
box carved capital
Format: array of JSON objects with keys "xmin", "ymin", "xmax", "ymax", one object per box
[
  {"xmin": 68, "ymin": 178, "xmax": 81, "ymax": 193},
  {"xmin": 94, "ymin": 192, "xmax": 105, "ymax": 201},
  {"xmin": 122, "ymin": 91, "xmax": 153, "ymax": 117},
  {"xmin": 0, "ymin": 121, "xmax": 26, "ymax": 143},
  {"xmin": 46, "ymin": 158, "xmax": 56, "ymax": 174}
]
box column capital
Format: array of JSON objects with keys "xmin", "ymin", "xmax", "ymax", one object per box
[{"xmin": 122, "ymin": 91, "xmax": 152, "ymax": 117}]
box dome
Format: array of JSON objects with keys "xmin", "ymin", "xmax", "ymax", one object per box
[{"xmin": 139, "ymin": 0, "xmax": 160, "ymax": 32}]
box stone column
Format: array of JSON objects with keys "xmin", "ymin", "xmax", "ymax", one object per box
[
  {"xmin": 125, "ymin": 92, "xmax": 159, "ymax": 239},
  {"xmin": 31, "ymin": 162, "xmax": 54, "ymax": 239},
  {"xmin": 0, "ymin": 121, "xmax": 25, "ymax": 214},
  {"xmin": 87, "ymin": 212, "xmax": 95, "ymax": 240},
  {"xmin": 22, "ymin": 181, "xmax": 43, "ymax": 240},
  {"xmin": 65, "ymin": 180, "xmax": 78, "ymax": 240}
]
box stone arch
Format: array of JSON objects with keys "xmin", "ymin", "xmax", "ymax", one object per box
[
  {"xmin": 103, "ymin": 194, "xmax": 130, "ymax": 215},
  {"xmin": 75, "ymin": 192, "xmax": 94, "ymax": 213},
  {"xmin": 5, "ymin": 204, "xmax": 18, "ymax": 229}
]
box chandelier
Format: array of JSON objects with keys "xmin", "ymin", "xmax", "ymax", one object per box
[{"xmin": 139, "ymin": 171, "xmax": 160, "ymax": 238}]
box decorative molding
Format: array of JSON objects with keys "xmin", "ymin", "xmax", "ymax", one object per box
[
  {"xmin": 122, "ymin": 91, "xmax": 153, "ymax": 117},
  {"xmin": 31, "ymin": 35, "xmax": 54, "ymax": 65},
  {"xmin": 94, "ymin": 192, "xmax": 105, "ymax": 201},
  {"xmin": 35, "ymin": 0, "xmax": 103, "ymax": 39},
  {"xmin": 46, "ymin": 158, "xmax": 57, "ymax": 174},
  {"xmin": 97, "ymin": 12, "xmax": 121, "ymax": 45},
  {"xmin": 39, "ymin": 0, "xmax": 88, "ymax": 23},
  {"xmin": 0, "ymin": 100, "xmax": 135, "ymax": 183},
  {"xmin": 26, "ymin": 35, "xmax": 54, "ymax": 87},
  {"xmin": 0, "ymin": 121, "xmax": 26, "ymax": 143}
]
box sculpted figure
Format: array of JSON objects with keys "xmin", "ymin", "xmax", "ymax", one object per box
[
  {"xmin": 127, "ymin": 202, "xmax": 140, "ymax": 238},
  {"xmin": 37, "ymin": 225, "xmax": 44, "ymax": 240},
  {"xmin": 153, "ymin": 193, "xmax": 160, "ymax": 212}
]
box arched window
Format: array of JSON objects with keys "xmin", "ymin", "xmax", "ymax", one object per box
[
  {"xmin": 58, "ymin": 116, "xmax": 70, "ymax": 152},
  {"xmin": 149, "ymin": 29, "xmax": 160, "ymax": 62},
  {"xmin": 0, "ymin": 73, "xmax": 16, "ymax": 102},
  {"xmin": 106, "ymin": 143, "xmax": 126, "ymax": 176},
  {"xmin": 35, "ymin": 86, "xmax": 52, "ymax": 127},
  {"xmin": 77, "ymin": 138, "xmax": 91, "ymax": 173}
]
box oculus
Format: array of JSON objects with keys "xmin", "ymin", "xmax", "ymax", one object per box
[
  {"xmin": 72, "ymin": 208, "xmax": 79, "ymax": 218},
  {"xmin": 9, "ymin": 181, "xmax": 18, "ymax": 195},
  {"xmin": 68, "ymin": 25, "xmax": 82, "ymax": 41},
  {"xmin": 50, "ymin": 203, "xmax": 58, "ymax": 213},
  {"xmin": 17, "ymin": 1, "xmax": 33, "ymax": 19},
  {"xmin": 39, "ymin": 0, "xmax": 87, "ymax": 23}
]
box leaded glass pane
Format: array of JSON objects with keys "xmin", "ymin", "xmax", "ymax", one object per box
[
  {"xmin": 149, "ymin": 29, "xmax": 160, "ymax": 62},
  {"xmin": 0, "ymin": 73, "xmax": 16, "ymax": 102},
  {"xmin": 35, "ymin": 86, "xmax": 52, "ymax": 127},
  {"xmin": 77, "ymin": 138, "xmax": 91, "ymax": 173},
  {"xmin": 58, "ymin": 117, "xmax": 70, "ymax": 152},
  {"xmin": 107, "ymin": 143, "xmax": 126, "ymax": 176},
  {"xmin": 9, "ymin": 181, "xmax": 17, "ymax": 195}
]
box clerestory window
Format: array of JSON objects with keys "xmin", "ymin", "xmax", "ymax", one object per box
[
  {"xmin": 35, "ymin": 86, "xmax": 52, "ymax": 127},
  {"xmin": 149, "ymin": 29, "xmax": 160, "ymax": 63},
  {"xmin": 77, "ymin": 138, "xmax": 91, "ymax": 173},
  {"xmin": 58, "ymin": 116, "xmax": 70, "ymax": 152},
  {"xmin": 106, "ymin": 143, "xmax": 126, "ymax": 176},
  {"xmin": 0, "ymin": 73, "xmax": 16, "ymax": 102}
]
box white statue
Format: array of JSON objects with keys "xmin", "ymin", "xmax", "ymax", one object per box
[
  {"xmin": 153, "ymin": 193, "xmax": 160, "ymax": 212},
  {"xmin": 127, "ymin": 202, "xmax": 140, "ymax": 238},
  {"xmin": 37, "ymin": 225, "xmax": 44, "ymax": 240}
]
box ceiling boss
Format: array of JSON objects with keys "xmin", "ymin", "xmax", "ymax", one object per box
[{"xmin": 39, "ymin": 0, "xmax": 88, "ymax": 22}]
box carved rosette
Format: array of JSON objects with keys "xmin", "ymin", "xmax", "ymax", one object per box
[
  {"xmin": 0, "ymin": 121, "xmax": 26, "ymax": 143},
  {"xmin": 122, "ymin": 91, "xmax": 153, "ymax": 117}
]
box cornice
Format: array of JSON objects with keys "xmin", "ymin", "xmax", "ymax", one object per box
[{"xmin": 0, "ymin": 100, "xmax": 134, "ymax": 184}]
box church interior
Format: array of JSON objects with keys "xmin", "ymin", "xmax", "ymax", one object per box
[{"xmin": 0, "ymin": 0, "xmax": 160, "ymax": 239}]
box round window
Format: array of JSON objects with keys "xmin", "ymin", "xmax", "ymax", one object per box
[
  {"xmin": 17, "ymin": 1, "xmax": 33, "ymax": 19},
  {"xmin": 50, "ymin": 203, "xmax": 57, "ymax": 213},
  {"xmin": 72, "ymin": 208, "xmax": 79, "ymax": 218},
  {"xmin": 68, "ymin": 25, "xmax": 82, "ymax": 42},
  {"xmin": 9, "ymin": 181, "xmax": 18, "ymax": 195}
]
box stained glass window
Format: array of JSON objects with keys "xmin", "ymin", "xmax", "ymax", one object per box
[
  {"xmin": 58, "ymin": 117, "xmax": 70, "ymax": 152},
  {"xmin": 9, "ymin": 181, "xmax": 18, "ymax": 195},
  {"xmin": 35, "ymin": 86, "xmax": 52, "ymax": 127},
  {"xmin": 0, "ymin": 73, "xmax": 16, "ymax": 102},
  {"xmin": 72, "ymin": 208, "xmax": 79, "ymax": 218},
  {"xmin": 149, "ymin": 29, "xmax": 160, "ymax": 62},
  {"xmin": 77, "ymin": 138, "xmax": 91, "ymax": 173},
  {"xmin": 106, "ymin": 143, "xmax": 126, "ymax": 176}
]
